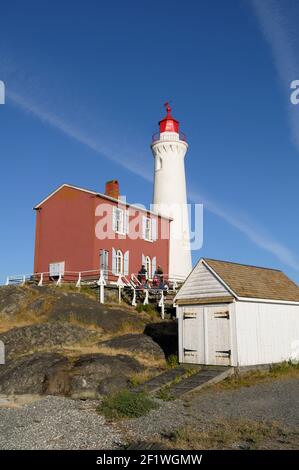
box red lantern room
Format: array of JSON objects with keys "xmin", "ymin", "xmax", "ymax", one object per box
[{"xmin": 159, "ymin": 102, "xmax": 179, "ymax": 133}]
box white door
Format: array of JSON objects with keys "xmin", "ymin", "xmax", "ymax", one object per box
[
  {"xmin": 182, "ymin": 307, "xmax": 205, "ymax": 364},
  {"xmin": 207, "ymin": 306, "xmax": 231, "ymax": 366},
  {"xmin": 100, "ymin": 250, "xmax": 109, "ymax": 279}
]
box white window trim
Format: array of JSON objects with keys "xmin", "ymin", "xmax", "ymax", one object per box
[
  {"xmin": 145, "ymin": 256, "xmax": 152, "ymax": 279},
  {"xmin": 143, "ymin": 216, "xmax": 153, "ymax": 242},
  {"xmin": 116, "ymin": 250, "xmax": 124, "ymax": 275},
  {"xmin": 113, "ymin": 207, "xmax": 126, "ymax": 235}
]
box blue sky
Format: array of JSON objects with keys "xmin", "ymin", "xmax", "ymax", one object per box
[{"xmin": 0, "ymin": 0, "xmax": 299, "ymax": 284}]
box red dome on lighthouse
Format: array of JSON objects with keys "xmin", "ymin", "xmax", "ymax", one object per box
[{"xmin": 159, "ymin": 102, "xmax": 179, "ymax": 133}]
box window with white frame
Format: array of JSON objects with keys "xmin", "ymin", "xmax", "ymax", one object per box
[
  {"xmin": 116, "ymin": 250, "xmax": 123, "ymax": 275},
  {"xmin": 114, "ymin": 207, "xmax": 124, "ymax": 234},
  {"xmin": 112, "ymin": 248, "xmax": 129, "ymax": 276},
  {"xmin": 113, "ymin": 207, "xmax": 129, "ymax": 235},
  {"xmin": 142, "ymin": 217, "xmax": 151, "ymax": 241},
  {"xmin": 142, "ymin": 216, "xmax": 157, "ymax": 242},
  {"xmin": 145, "ymin": 256, "xmax": 151, "ymax": 278}
]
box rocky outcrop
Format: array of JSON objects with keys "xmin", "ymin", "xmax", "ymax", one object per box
[
  {"xmin": 0, "ymin": 352, "xmax": 69, "ymax": 394},
  {"xmin": 49, "ymin": 293, "xmax": 147, "ymax": 333},
  {"xmin": 100, "ymin": 334, "xmax": 165, "ymax": 360},
  {"xmin": 0, "ymin": 286, "xmax": 168, "ymax": 399},
  {"xmin": 70, "ymin": 354, "xmax": 142, "ymax": 399},
  {"xmin": 0, "ymin": 285, "xmax": 32, "ymax": 317},
  {"xmin": 0, "ymin": 352, "xmax": 142, "ymax": 398},
  {"xmin": 0, "ymin": 322, "xmax": 99, "ymax": 360}
]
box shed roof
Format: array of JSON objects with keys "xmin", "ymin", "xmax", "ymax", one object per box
[{"xmin": 204, "ymin": 258, "xmax": 299, "ymax": 302}]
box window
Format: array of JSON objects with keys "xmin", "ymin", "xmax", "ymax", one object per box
[
  {"xmin": 100, "ymin": 250, "xmax": 109, "ymax": 279},
  {"xmin": 114, "ymin": 207, "xmax": 124, "ymax": 234},
  {"xmin": 116, "ymin": 250, "xmax": 123, "ymax": 275},
  {"xmin": 156, "ymin": 156, "xmax": 163, "ymax": 171},
  {"xmin": 142, "ymin": 217, "xmax": 152, "ymax": 241},
  {"xmin": 49, "ymin": 261, "xmax": 65, "ymax": 277},
  {"xmin": 112, "ymin": 248, "xmax": 129, "ymax": 276},
  {"xmin": 142, "ymin": 216, "xmax": 157, "ymax": 242},
  {"xmin": 113, "ymin": 207, "xmax": 129, "ymax": 235},
  {"xmin": 145, "ymin": 256, "xmax": 151, "ymax": 278}
]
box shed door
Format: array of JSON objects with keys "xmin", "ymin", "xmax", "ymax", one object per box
[
  {"xmin": 182, "ymin": 307, "xmax": 204, "ymax": 364},
  {"xmin": 207, "ymin": 306, "xmax": 231, "ymax": 366}
]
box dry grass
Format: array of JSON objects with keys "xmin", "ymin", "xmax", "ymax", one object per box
[
  {"xmin": 63, "ymin": 343, "xmax": 166, "ymax": 369},
  {"xmin": 129, "ymin": 369, "xmax": 161, "ymax": 387},
  {"xmin": 164, "ymin": 419, "xmax": 292, "ymax": 450},
  {"xmin": 14, "ymin": 339, "xmax": 166, "ymax": 371},
  {"xmin": 214, "ymin": 362, "xmax": 299, "ymax": 391}
]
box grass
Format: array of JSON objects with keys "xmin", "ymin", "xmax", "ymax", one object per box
[
  {"xmin": 166, "ymin": 354, "xmax": 179, "ymax": 368},
  {"xmin": 129, "ymin": 370, "xmax": 160, "ymax": 387},
  {"xmin": 97, "ymin": 389, "xmax": 158, "ymax": 420},
  {"xmin": 156, "ymin": 385, "xmax": 175, "ymax": 401},
  {"xmin": 164, "ymin": 419, "xmax": 291, "ymax": 450},
  {"xmin": 136, "ymin": 303, "xmax": 160, "ymax": 319},
  {"xmin": 156, "ymin": 366, "xmax": 199, "ymax": 401},
  {"xmin": 215, "ymin": 361, "xmax": 299, "ymax": 391}
]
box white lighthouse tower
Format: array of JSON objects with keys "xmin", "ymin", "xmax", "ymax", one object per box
[{"xmin": 151, "ymin": 103, "xmax": 192, "ymax": 280}]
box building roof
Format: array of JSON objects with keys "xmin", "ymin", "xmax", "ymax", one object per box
[
  {"xmin": 33, "ymin": 183, "xmax": 172, "ymax": 220},
  {"xmin": 203, "ymin": 258, "xmax": 299, "ymax": 303}
]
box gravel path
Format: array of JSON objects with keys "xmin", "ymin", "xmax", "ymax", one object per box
[
  {"xmin": 1, "ymin": 377, "xmax": 298, "ymax": 449},
  {"xmin": 123, "ymin": 376, "xmax": 299, "ymax": 441},
  {"xmin": 189, "ymin": 376, "xmax": 299, "ymax": 428},
  {"xmin": 0, "ymin": 395, "xmax": 123, "ymax": 450}
]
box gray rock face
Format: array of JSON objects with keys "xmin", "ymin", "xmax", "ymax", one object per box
[
  {"xmin": 0, "ymin": 286, "xmax": 30, "ymax": 317},
  {"xmin": 70, "ymin": 354, "xmax": 143, "ymax": 399},
  {"xmin": 0, "ymin": 322, "xmax": 99, "ymax": 360},
  {"xmin": 0, "ymin": 352, "xmax": 143, "ymax": 398},
  {"xmin": 0, "ymin": 353, "xmax": 69, "ymax": 394},
  {"xmin": 0, "ymin": 286, "xmax": 149, "ymax": 335},
  {"xmin": 49, "ymin": 294, "xmax": 146, "ymax": 333},
  {"xmin": 101, "ymin": 334, "xmax": 165, "ymax": 360}
]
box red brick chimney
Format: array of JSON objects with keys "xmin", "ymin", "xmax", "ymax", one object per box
[{"xmin": 105, "ymin": 180, "xmax": 120, "ymax": 199}]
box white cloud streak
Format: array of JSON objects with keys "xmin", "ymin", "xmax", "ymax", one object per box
[
  {"xmin": 190, "ymin": 188, "xmax": 299, "ymax": 271},
  {"xmin": 251, "ymin": 0, "xmax": 299, "ymax": 150},
  {"xmin": 7, "ymin": 89, "xmax": 152, "ymax": 182},
  {"xmin": 7, "ymin": 86, "xmax": 299, "ymax": 272}
]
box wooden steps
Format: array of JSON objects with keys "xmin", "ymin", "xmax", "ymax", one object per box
[{"xmin": 133, "ymin": 365, "xmax": 233, "ymax": 399}]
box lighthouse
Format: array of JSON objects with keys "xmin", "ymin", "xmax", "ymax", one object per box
[{"xmin": 151, "ymin": 103, "xmax": 192, "ymax": 280}]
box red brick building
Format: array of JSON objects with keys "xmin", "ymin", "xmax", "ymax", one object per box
[{"xmin": 33, "ymin": 180, "xmax": 171, "ymax": 283}]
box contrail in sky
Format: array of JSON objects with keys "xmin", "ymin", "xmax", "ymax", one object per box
[{"xmin": 251, "ymin": 0, "xmax": 299, "ymax": 150}]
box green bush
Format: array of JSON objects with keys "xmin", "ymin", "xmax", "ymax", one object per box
[
  {"xmin": 136, "ymin": 303, "xmax": 158, "ymax": 315},
  {"xmin": 166, "ymin": 354, "xmax": 179, "ymax": 368},
  {"xmin": 97, "ymin": 390, "xmax": 158, "ymax": 420},
  {"xmin": 156, "ymin": 386, "xmax": 175, "ymax": 401}
]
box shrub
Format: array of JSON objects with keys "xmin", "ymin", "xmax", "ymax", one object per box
[
  {"xmin": 156, "ymin": 386, "xmax": 175, "ymax": 401},
  {"xmin": 166, "ymin": 354, "xmax": 179, "ymax": 368},
  {"xmin": 97, "ymin": 390, "xmax": 158, "ymax": 420},
  {"xmin": 136, "ymin": 303, "xmax": 158, "ymax": 316}
]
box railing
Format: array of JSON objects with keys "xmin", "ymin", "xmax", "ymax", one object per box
[
  {"xmin": 152, "ymin": 131, "xmax": 187, "ymax": 143},
  {"xmin": 6, "ymin": 270, "xmax": 185, "ymax": 288},
  {"xmin": 5, "ymin": 269, "xmax": 185, "ymax": 317}
]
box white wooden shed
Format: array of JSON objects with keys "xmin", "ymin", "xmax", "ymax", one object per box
[{"xmin": 175, "ymin": 258, "xmax": 299, "ymax": 367}]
